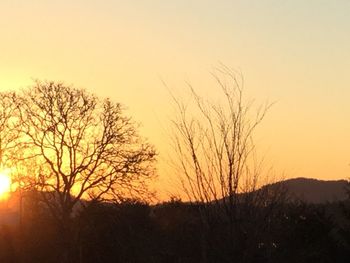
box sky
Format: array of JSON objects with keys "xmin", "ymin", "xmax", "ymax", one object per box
[{"xmin": 0, "ymin": 0, "xmax": 349, "ymax": 198}]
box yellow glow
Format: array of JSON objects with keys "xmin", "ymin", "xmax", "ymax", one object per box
[{"xmin": 0, "ymin": 170, "xmax": 11, "ymax": 198}]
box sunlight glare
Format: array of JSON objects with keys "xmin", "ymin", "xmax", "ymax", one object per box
[{"xmin": 0, "ymin": 170, "xmax": 11, "ymax": 198}]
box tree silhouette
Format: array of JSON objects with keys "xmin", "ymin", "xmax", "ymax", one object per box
[
  {"xmin": 0, "ymin": 92, "xmax": 21, "ymax": 170},
  {"xmin": 170, "ymin": 65, "xmax": 278, "ymax": 262},
  {"xmin": 7, "ymin": 81, "xmax": 156, "ymax": 262}
]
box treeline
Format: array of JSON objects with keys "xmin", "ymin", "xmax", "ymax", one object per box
[{"xmin": 0, "ymin": 196, "xmax": 350, "ymax": 262}]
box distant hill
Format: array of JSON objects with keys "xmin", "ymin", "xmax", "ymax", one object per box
[{"xmin": 267, "ymin": 177, "xmax": 349, "ymax": 203}]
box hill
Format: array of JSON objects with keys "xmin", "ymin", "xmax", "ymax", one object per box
[{"xmin": 268, "ymin": 177, "xmax": 348, "ymax": 203}]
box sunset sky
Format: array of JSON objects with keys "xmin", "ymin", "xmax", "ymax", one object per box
[{"xmin": 1, "ymin": 1, "xmax": 349, "ymax": 198}]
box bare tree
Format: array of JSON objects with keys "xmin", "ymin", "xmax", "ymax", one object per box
[
  {"xmin": 8, "ymin": 81, "xmax": 156, "ymax": 262},
  {"xmin": 170, "ymin": 66, "xmax": 280, "ymax": 262},
  {"xmin": 171, "ymin": 66, "xmax": 270, "ymax": 203},
  {"xmin": 15, "ymin": 81, "xmax": 156, "ymax": 220},
  {"xmin": 0, "ymin": 92, "xmax": 21, "ymax": 171}
]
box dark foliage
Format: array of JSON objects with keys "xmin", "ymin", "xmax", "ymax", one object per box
[{"xmin": 0, "ymin": 197, "xmax": 350, "ymax": 263}]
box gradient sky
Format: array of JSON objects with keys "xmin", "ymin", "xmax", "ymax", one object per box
[{"xmin": 1, "ymin": 0, "xmax": 349, "ymax": 198}]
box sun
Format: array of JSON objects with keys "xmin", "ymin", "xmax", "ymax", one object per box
[{"xmin": 0, "ymin": 170, "xmax": 11, "ymax": 198}]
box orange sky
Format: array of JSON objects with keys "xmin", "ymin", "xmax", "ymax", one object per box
[{"xmin": 0, "ymin": 1, "xmax": 349, "ymax": 199}]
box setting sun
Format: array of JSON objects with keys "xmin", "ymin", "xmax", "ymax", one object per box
[{"xmin": 0, "ymin": 170, "xmax": 11, "ymax": 197}]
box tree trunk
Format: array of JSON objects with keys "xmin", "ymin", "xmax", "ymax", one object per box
[{"xmin": 59, "ymin": 209, "xmax": 73, "ymax": 263}]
